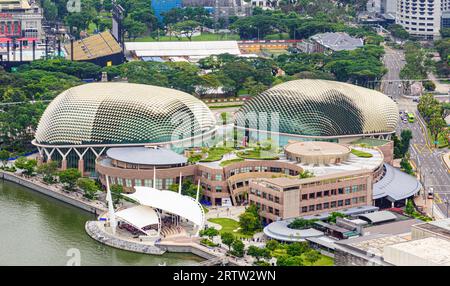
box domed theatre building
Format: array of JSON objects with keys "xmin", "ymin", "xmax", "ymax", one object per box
[{"xmin": 32, "ymin": 82, "xmax": 217, "ymax": 176}]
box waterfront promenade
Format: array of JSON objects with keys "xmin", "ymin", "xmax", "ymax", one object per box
[{"xmin": 0, "ymin": 171, "xmax": 107, "ymax": 214}]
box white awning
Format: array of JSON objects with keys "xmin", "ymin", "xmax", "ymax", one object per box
[
  {"xmin": 115, "ymin": 205, "xmax": 159, "ymax": 229},
  {"xmin": 124, "ymin": 187, "xmax": 205, "ymax": 227}
]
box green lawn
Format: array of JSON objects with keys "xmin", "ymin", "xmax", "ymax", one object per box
[
  {"xmin": 133, "ymin": 33, "xmax": 241, "ymax": 42},
  {"xmin": 219, "ymin": 158, "xmax": 244, "ymax": 167},
  {"xmin": 237, "ymin": 149, "xmax": 279, "ymax": 160},
  {"xmin": 271, "ymin": 247, "xmax": 333, "ymax": 266},
  {"xmin": 208, "ymin": 104, "xmax": 244, "ymax": 109},
  {"xmin": 351, "ymin": 149, "xmax": 373, "ymax": 158},
  {"xmin": 207, "ymin": 218, "xmax": 254, "ymax": 239},
  {"xmin": 200, "ymin": 147, "xmax": 234, "ymax": 162}
]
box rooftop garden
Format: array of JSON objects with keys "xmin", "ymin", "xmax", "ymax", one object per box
[
  {"xmin": 200, "ymin": 147, "xmax": 234, "ymax": 162},
  {"xmin": 219, "ymin": 158, "xmax": 244, "ymax": 167},
  {"xmin": 351, "ymin": 138, "xmax": 390, "ymax": 147},
  {"xmin": 351, "ymin": 149, "xmax": 373, "ymax": 158},
  {"xmin": 288, "ymin": 218, "xmax": 318, "ymax": 230},
  {"xmin": 236, "ymin": 142, "xmax": 280, "ymax": 160}
]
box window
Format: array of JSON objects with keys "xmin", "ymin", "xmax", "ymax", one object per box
[
  {"xmin": 352, "ymin": 185, "xmax": 358, "ymax": 193},
  {"xmin": 215, "ymin": 174, "xmax": 222, "ymax": 181},
  {"xmin": 331, "ymin": 189, "xmax": 337, "ymax": 195},
  {"xmin": 275, "ymin": 209, "xmax": 280, "ymax": 216},
  {"xmin": 117, "ymin": 178, "xmax": 123, "ymax": 186},
  {"xmin": 309, "ymin": 205, "xmax": 315, "ymax": 211},
  {"xmin": 135, "ymin": 179, "xmax": 142, "ymax": 187},
  {"xmin": 345, "ymin": 199, "xmax": 351, "ymax": 206},
  {"xmin": 316, "ymin": 204, "xmax": 322, "ymax": 210},
  {"xmin": 275, "ymin": 197, "xmax": 280, "ymax": 204},
  {"xmin": 331, "ymin": 201, "xmax": 337, "ymax": 208},
  {"xmin": 301, "ymin": 206, "xmax": 308, "ymax": 213},
  {"xmin": 144, "ymin": 179, "xmax": 152, "ymax": 187},
  {"xmin": 359, "ymin": 196, "xmax": 366, "ymax": 203},
  {"xmin": 338, "ymin": 200, "xmax": 343, "ymax": 207},
  {"xmin": 302, "ymin": 194, "xmax": 308, "ymax": 200},
  {"xmin": 216, "ymin": 186, "xmax": 222, "ymax": 193},
  {"xmin": 316, "ymin": 192, "xmax": 322, "ymax": 198},
  {"xmin": 262, "ymin": 192, "xmax": 267, "ymax": 199},
  {"xmin": 125, "ymin": 179, "xmax": 132, "ymax": 187},
  {"xmin": 323, "ymin": 202, "xmax": 330, "ymax": 209},
  {"xmin": 165, "ymin": 178, "xmax": 173, "ymax": 188},
  {"xmin": 155, "ymin": 179, "xmax": 163, "ymax": 189},
  {"xmin": 268, "ymin": 207, "xmax": 273, "ymax": 214},
  {"xmin": 345, "ymin": 187, "xmax": 351, "ymax": 194},
  {"xmin": 338, "ymin": 188, "xmax": 344, "ymax": 195},
  {"xmin": 324, "ymin": 190, "xmax": 329, "ymax": 196},
  {"xmin": 309, "ymin": 193, "xmax": 315, "ymax": 199},
  {"xmin": 352, "ymin": 198, "xmax": 358, "ymax": 204}
]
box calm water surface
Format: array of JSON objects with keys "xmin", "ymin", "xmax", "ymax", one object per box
[{"xmin": 0, "ymin": 180, "xmax": 203, "ymax": 266}]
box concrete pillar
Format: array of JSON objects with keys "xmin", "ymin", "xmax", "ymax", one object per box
[
  {"xmin": 61, "ymin": 159, "xmax": 67, "ymax": 171},
  {"xmin": 78, "ymin": 159, "xmax": 84, "ymax": 175}
]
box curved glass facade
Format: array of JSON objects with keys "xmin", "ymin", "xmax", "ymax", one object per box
[
  {"xmin": 35, "ymin": 82, "xmax": 216, "ymax": 145},
  {"xmin": 235, "ymin": 79, "xmax": 398, "ymax": 137}
]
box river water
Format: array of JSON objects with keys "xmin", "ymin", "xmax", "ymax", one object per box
[{"xmin": 0, "ymin": 180, "xmax": 203, "ymax": 266}]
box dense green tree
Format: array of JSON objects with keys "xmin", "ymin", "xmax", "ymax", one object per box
[
  {"xmin": 304, "ymin": 249, "xmax": 321, "ymax": 265},
  {"xmin": 77, "ymin": 177, "xmax": 99, "ymax": 199},
  {"xmin": 221, "ymin": 232, "xmax": 235, "ymax": 250},
  {"xmin": 265, "ymin": 240, "xmax": 279, "ymax": 251},
  {"xmin": 286, "ymin": 242, "xmax": 309, "ymax": 256},
  {"xmin": 14, "ymin": 157, "xmax": 37, "ymax": 176},
  {"xmin": 231, "ymin": 239, "xmax": 245, "ymax": 257},
  {"xmin": 171, "ymin": 20, "xmax": 201, "ymax": 41},
  {"xmin": 58, "ymin": 168, "xmax": 81, "ymax": 191},
  {"xmin": 200, "ymin": 227, "xmax": 219, "ymax": 240},
  {"xmin": 36, "ymin": 161, "xmax": 58, "ymax": 183},
  {"xmin": 388, "ymin": 24, "xmax": 410, "ymax": 40},
  {"xmin": 110, "ymin": 184, "xmax": 123, "ymax": 205},
  {"xmin": 0, "ymin": 150, "xmax": 11, "ymax": 168},
  {"xmin": 276, "ymin": 254, "xmax": 304, "ymax": 266},
  {"xmin": 247, "ymin": 246, "xmax": 271, "ymax": 261}
]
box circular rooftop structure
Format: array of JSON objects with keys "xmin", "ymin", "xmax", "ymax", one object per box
[
  {"xmin": 34, "ymin": 82, "xmax": 216, "ymax": 146},
  {"xmin": 285, "ymin": 141, "xmax": 351, "ymax": 165},
  {"xmin": 235, "ymin": 79, "xmax": 399, "ymax": 138},
  {"xmin": 106, "ymin": 147, "xmax": 188, "ymax": 167}
]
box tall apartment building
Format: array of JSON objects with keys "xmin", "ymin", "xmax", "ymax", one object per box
[{"xmin": 396, "ymin": 0, "xmax": 450, "ymax": 39}]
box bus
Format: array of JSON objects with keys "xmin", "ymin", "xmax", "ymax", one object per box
[{"xmin": 407, "ymin": 112, "xmax": 415, "ymax": 123}]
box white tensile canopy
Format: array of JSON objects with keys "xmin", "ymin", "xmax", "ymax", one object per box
[
  {"xmin": 124, "ymin": 186, "xmax": 205, "ymax": 228},
  {"xmin": 115, "ymin": 205, "xmax": 160, "ymax": 230}
]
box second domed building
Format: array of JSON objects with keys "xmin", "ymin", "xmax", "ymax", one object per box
[{"xmin": 234, "ymin": 79, "xmax": 399, "ymax": 142}]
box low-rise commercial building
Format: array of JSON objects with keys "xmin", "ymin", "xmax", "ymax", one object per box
[{"xmin": 248, "ymin": 170, "xmax": 373, "ymax": 224}]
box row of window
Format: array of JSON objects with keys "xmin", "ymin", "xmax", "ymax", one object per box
[
  {"xmin": 200, "ymin": 166, "xmax": 298, "ymax": 182},
  {"xmin": 251, "ymin": 201, "xmax": 280, "ymax": 216},
  {"xmin": 108, "ymin": 177, "xmax": 173, "ymax": 189},
  {"xmin": 301, "ymin": 185, "xmax": 366, "ymax": 200},
  {"xmin": 301, "ymin": 196, "xmax": 366, "ymax": 213},
  {"xmin": 400, "ymin": 20, "xmax": 434, "ymax": 26},
  {"xmin": 249, "ymin": 189, "xmax": 281, "ymax": 203}
]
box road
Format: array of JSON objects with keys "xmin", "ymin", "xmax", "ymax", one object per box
[{"xmin": 382, "ymin": 45, "xmax": 450, "ymax": 219}]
